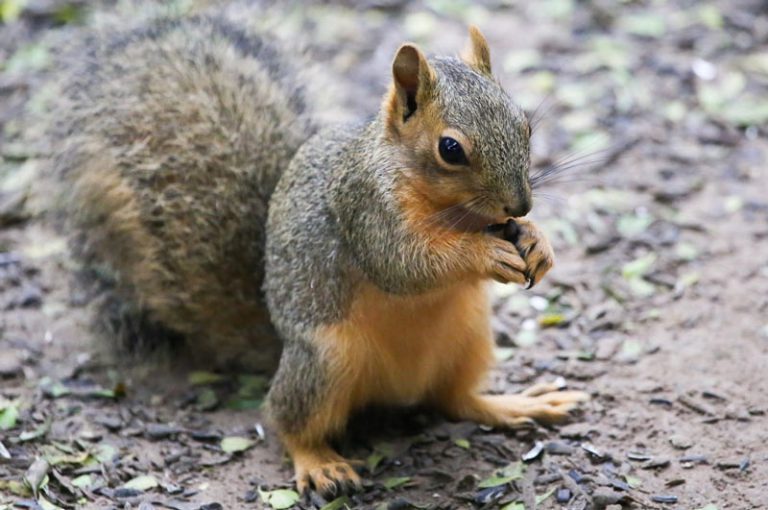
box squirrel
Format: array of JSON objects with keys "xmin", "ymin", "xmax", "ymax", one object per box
[{"xmin": 51, "ymin": 13, "xmax": 589, "ymax": 497}]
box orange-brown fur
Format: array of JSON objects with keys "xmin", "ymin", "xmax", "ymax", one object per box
[{"xmin": 283, "ymin": 277, "xmax": 492, "ymax": 492}]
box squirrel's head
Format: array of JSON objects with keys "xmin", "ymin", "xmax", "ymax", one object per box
[{"xmin": 384, "ymin": 26, "xmax": 532, "ymax": 230}]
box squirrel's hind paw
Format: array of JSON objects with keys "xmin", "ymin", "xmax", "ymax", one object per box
[{"xmin": 444, "ymin": 386, "xmax": 590, "ymax": 430}]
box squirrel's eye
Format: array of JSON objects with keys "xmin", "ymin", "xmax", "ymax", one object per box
[{"xmin": 438, "ymin": 137, "xmax": 468, "ymax": 165}]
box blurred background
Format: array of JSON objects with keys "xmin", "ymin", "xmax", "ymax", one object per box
[{"xmin": 0, "ymin": 0, "xmax": 766, "ymax": 508}]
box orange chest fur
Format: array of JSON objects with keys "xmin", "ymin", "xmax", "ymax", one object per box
[{"xmin": 318, "ymin": 279, "xmax": 494, "ymax": 408}]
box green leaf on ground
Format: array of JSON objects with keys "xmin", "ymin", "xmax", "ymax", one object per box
[
  {"xmin": 698, "ymin": 71, "xmax": 746, "ymax": 113},
  {"xmin": 622, "ymin": 253, "xmax": 657, "ymax": 279},
  {"xmin": 494, "ymin": 346, "xmax": 515, "ymax": 362},
  {"xmin": 0, "ymin": 404, "xmax": 19, "ymax": 430},
  {"xmin": 0, "ymin": 0, "xmax": 28, "ymax": 22},
  {"xmin": 367, "ymin": 442, "xmax": 394, "ymax": 473},
  {"xmin": 188, "ymin": 371, "xmax": 225, "ymax": 386},
  {"xmin": 195, "ymin": 388, "xmax": 219, "ymax": 412},
  {"xmin": 675, "ymin": 242, "xmax": 699, "ymax": 261},
  {"xmin": 19, "ymin": 420, "xmax": 50, "ymax": 442},
  {"xmin": 0, "ymin": 479, "xmax": 31, "ymax": 496},
  {"xmin": 627, "ymin": 276, "xmax": 656, "ymax": 297},
  {"xmin": 38, "ymin": 497, "xmax": 65, "ymax": 510},
  {"xmin": 383, "ymin": 476, "xmax": 411, "ymax": 490},
  {"xmin": 677, "ymin": 271, "xmax": 700, "ymax": 289},
  {"xmin": 40, "ymin": 378, "xmax": 70, "ymax": 398},
  {"xmin": 719, "ymin": 97, "xmax": 768, "ymax": 126},
  {"xmin": 123, "ymin": 475, "xmax": 158, "ymax": 491},
  {"xmin": 225, "ymin": 398, "xmax": 263, "ymax": 410},
  {"xmin": 620, "ymin": 339, "xmax": 643, "ymax": 359},
  {"xmin": 71, "ymin": 475, "xmax": 92, "ymax": 489},
  {"xmin": 537, "ymin": 487, "xmax": 556, "ymax": 503},
  {"xmin": 320, "ymin": 496, "xmax": 351, "ymax": 510},
  {"xmin": 478, "ymin": 462, "xmax": 524, "ymax": 488},
  {"xmin": 453, "ymin": 438, "xmax": 470, "ymax": 449},
  {"xmin": 5, "ymin": 43, "xmax": 50, "ymax": 73},
  {"xmin": 93, "ymin": 443, "xmax": 118, "ymax": 464},
  {"xmin": 617, "ymin": 214, "xmax": 653, "ymax": 238},
  {"xmin": 221, "ymin": 436, "xmax": 255, "ymax": 453},
  {"xmin": 539, "ymin": 313, "xmax": 567, "ymax": 328},
  {"xmin": 237, "ymin": 374, "xmax": 269, "ymax": 398},
  {"xmin": 259, "ymin": 488, "xmax": 301, "ymax": 509},
  {"xmin": 500, "ymin": 487, "xmax": 555, "ymax": 510},
  {"xmin": 697, "ymin": 5, "xmax": 723, "ymax": 29}
]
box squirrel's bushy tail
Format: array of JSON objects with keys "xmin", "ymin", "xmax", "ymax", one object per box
[{"xmin": 50, "ymin": 13, "xmax": 322, "ymax": 370}]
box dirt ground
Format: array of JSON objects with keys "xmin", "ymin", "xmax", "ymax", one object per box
[{"xmin": 1, "ymin": 0, "xmax": 767, "ymax": 509}]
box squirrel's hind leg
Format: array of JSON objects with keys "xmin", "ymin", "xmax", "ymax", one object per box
[
  {"xmin": 267, "ymin": 341, "xmax": 362, "ymax": 497},
  {"xmin": 429, "ymin": 314, "xmax": 589, "ymax": 428},
  {"xmin": 440, "ymin": 389, "xmax": 590, "ymax": 429}
]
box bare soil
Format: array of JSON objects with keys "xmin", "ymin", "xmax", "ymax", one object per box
[{"xmin": 1, "ymin": 1, "xmax": 767, "ymax": 509}]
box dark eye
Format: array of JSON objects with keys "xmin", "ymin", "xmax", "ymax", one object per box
[{"xmin": 438, "ymin": 137, "xmax": 468, "ymax": 165}]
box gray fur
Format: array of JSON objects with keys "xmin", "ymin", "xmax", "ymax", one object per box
[
  {"xmin": 52, "ymin": 13, "xmax": 530, "ymax": 433},
  {"xmin": 264, "ymin": 56, "xmax": 531, "ymax": 429}
]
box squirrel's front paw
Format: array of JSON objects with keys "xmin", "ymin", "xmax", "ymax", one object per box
[
  {"xmin": 482, "ymin": 237, "xmax": 528, "ymax": 285},
  {"xmin": 296, "ymin": 457, "xmax": 363, "ymax": 498},
  {"xmin": 509, "ymin": 218, "xmax": 554, "ymax": 288}
]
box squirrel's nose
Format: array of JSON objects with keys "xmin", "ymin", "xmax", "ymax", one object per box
[{"xmin": 504, "ymin": 198, "xmax": 531, "ymax": 217}]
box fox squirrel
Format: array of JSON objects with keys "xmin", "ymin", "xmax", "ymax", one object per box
[{"xmin": 52, "ymin": 13, "xmax": 589, "ymax": 497}]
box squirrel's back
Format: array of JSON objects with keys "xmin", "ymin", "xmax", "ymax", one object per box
[{"xmin": 52, "ymin": 15, "xmax": 320, "ymax": 369}]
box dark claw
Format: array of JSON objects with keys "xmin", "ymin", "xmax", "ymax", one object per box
[
  {"xmin": 323, "ymin": 483, "xmax": 338, "ymax": 498},
  {"xmin": 525, "ymin": 272, "xmax": 536, "ymax": 289},
  {"xmin": 344, "ymin": 478, "xmax": 361, "ymax": 494}
]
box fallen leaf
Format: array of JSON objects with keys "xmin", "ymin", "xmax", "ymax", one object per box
[
  {"xmin": 123, "ymin": 475, "xmax": 158, "ymax": 491},
  {"xmin": 537, "ymin": 487, "xmax": 556, "ymax": 503},
  {"xmin": 93, "ymin": 443, "xmax": 118, "ymax": 464},
  {"xmin": 320, "ymin": 496, "xmax": 351, "ymax": 510},
  {"xmin": 538, "ymin": 313, "xmax": 566, "ymax": 328},
  {"xmin": 19, "ymin": 419, "xmax": 51, "ymax": 442},
  {"xmin": 38, "ymin": 497, "xmax": 65, "ymax": 510},
  {"xmin": 0, "ymin": 403, "xmax": 19, "ymax": 430},
  {"xmin": 453, "ymin": 438, "xmax": 470, "ymax": 450},
  {"xmin": 24, "ymin": 457, "xmax": 50, "ymax": 498},
  {"xmin": 71, "ymin": 475, "xmax": 93, "ymax": 489},
  {"xmin": 478, "ymin": 462, "xmax": 524, "ymax": 488},
  {"xmin": 494, "ymin": 347, "xmax": 515, "ymax": 362},
  {"xmin": 188, "ymin": 371, "xmax": 225, "ymax": 386},
  {"xmin": 259, "ymin": 488, "xmax": 301, "ymax": 509},
  {"xmin": 617, "ymin": 214, "xmax": 653, "ymax": 238},
  {"xmin": 383, "ymin": 476, "xmax": 411, "ymax": 490},
  {"xmin": 0, "ymin": 0, "xmax": 27, "ymax": 22},
  {"xmin": 221, "ymin": 436, "xmax": 255, "ymax": 453},
  {"xmin": 622, "ymin": 253, "xmax": 657, "ymax": 279}
]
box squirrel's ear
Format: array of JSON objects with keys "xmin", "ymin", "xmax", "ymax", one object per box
[
  {"xmin": 461, "ymin": 25, "xmax": 492, "ymax": 75},
  {"xmin": 389, "ymin": 43, "xmax": 434, "ymax": 124}
]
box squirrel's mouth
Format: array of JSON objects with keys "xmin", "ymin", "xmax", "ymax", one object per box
[{"xmin": 440, "ymin": 206, "xmax": 503, "ymax": 233}]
